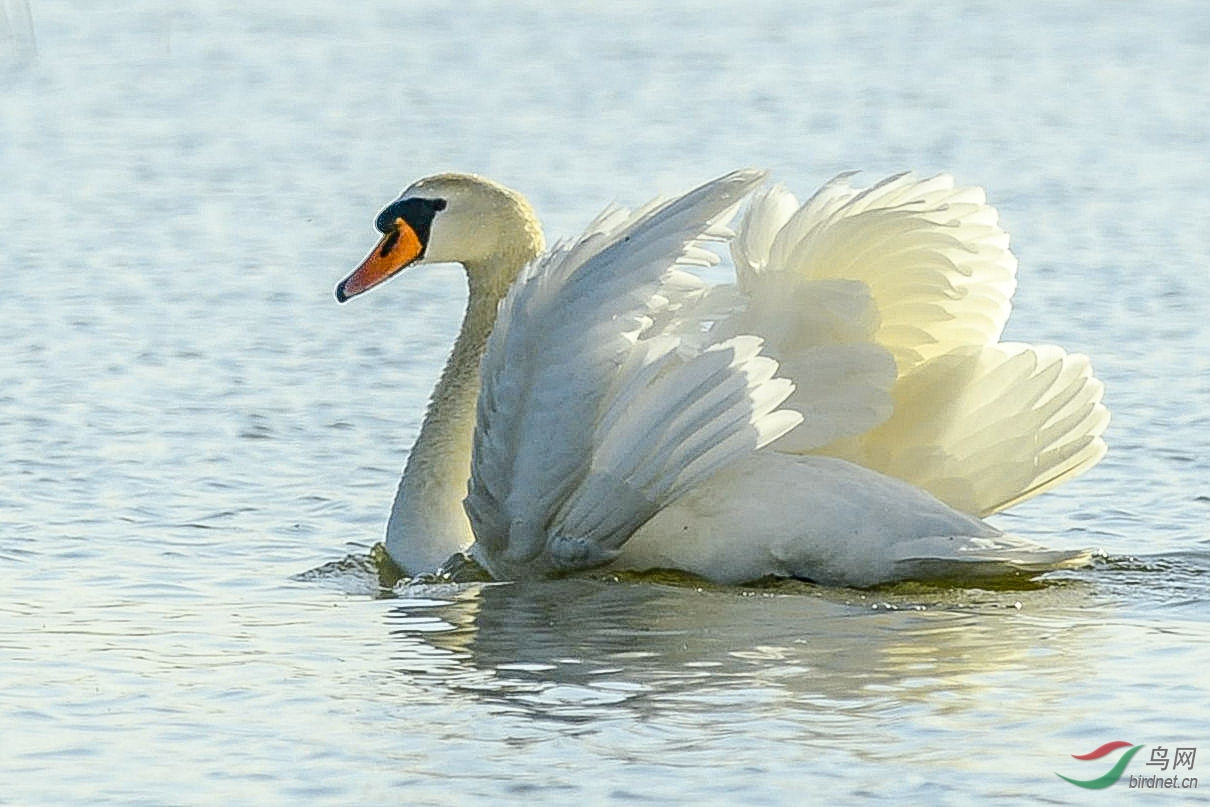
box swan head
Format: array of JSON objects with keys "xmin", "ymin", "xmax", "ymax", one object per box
[{"xmin": 336, "ymin": 173, "xmax": 545, "ymax": 302}]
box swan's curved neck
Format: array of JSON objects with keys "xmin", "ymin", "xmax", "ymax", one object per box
[{"xmin": 383, "ymin": 263, "xmax": 513, "ymax": 575}]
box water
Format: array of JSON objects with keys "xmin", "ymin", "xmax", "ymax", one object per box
[{"xmin": 2, "ymin": 1, "xmax": 1209, "ymax": 803}]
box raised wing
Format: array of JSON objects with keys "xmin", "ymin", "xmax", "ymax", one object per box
[
  {"xmin": 735, "ymin": 172, "xmax": 1019, "ymax": 373},
  {"xmin": 838, "ymin": 342, "xmax": 1109, "ymax": 516},
  {"xmin": 730, "ymin": 172, "xmax": 1107, "ymax": 515},
  {"xmin": 465, "ymin": 170, "xmax": 801, "ymax": 578}
]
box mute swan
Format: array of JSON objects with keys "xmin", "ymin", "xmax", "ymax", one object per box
[{"xmin": 336, "ymin": 170, "xmax": 1108, "ymax": 587}]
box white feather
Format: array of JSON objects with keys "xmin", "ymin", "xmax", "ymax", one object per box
[
  {"xmin": 465, "ymin": 170, "xmax": 799, "ymax": 578},
  {"xmin": 719, "ymin": 172, "xmax": 1106, "ymax": 521}
]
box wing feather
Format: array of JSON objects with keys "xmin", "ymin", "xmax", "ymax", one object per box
[
  {"xmin": 827, "ymin": 343, "xmax": 1109, "ymax": 516},
  {"xmin": 743, "ymin": 173, "xmax": 1019, "ymax": 373},
  {"xmin": 729, "ymin": 172, "xmax": 1106, "ymax": 515},
  {"xmin": 466, "ymin": 169, "xmax": 1107, "ymax": 582},
  {"xmin": 467, "ymin": 170, "xmax": 807, "ymax": 577}
]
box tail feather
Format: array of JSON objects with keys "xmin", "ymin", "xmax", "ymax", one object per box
[{"xmin": 891, "ymin": 533, "xmax": 1094, "ymax": 580}]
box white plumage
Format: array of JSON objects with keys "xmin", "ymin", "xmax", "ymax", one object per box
[{"xmin": 337, "ymin": 169, "xmax": 1108, "ymax": 586}]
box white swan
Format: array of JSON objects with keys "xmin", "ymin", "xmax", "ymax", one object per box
[{"xmin": 336, "ymin": 170, "xmax": 1108, "ymax": 586}]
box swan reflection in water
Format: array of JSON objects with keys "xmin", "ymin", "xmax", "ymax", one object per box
[{"xmin": 376, "ymin": 576, "xmax": 1100, "ymax": 734}]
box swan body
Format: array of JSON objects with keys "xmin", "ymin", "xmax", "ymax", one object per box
[
  {"xmin": 337, "ymin": 170, "xmax": 1107, "ymax": 586},
  {"xmin": 620, "ymin": 453, "xmax": 1081, "ymax": 587}
]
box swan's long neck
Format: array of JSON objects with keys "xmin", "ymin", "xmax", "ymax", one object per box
[{"xmin": 383, "ymin": 263, "xmax": 514, "ymax": 575}]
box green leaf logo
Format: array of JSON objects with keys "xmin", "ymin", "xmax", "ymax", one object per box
[{"xmin": 1056, "ymin": 742, "xmax": 1145, "ymax": 789}]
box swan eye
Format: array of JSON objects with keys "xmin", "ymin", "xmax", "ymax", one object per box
[{"xmin": 431, "ymin": 198, "xmax": 447, "ymax": 212}]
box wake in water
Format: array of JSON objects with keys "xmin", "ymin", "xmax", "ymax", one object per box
[{"xmin": 293, "ymin": 541, "xmax": 1210, "ymax": 613}]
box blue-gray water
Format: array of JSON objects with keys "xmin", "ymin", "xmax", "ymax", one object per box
[{"xmin": 2, "ymin": 2, "xmax": 1208, "ymax": 804}]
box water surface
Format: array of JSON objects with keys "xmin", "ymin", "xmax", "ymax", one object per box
[{"xmin": 2, "ymin": 2, "xmax": 1208, "ymax": 803}]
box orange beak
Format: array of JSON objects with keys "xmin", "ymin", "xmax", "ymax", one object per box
[{"xmin": 336, "ymin": 217, "xmax": 425, "ymax": 302}]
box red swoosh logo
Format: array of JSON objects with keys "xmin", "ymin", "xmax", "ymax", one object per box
[{"xmin": 1072, "ymin": 740, "xmax": 1134, "ymax": 760}]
